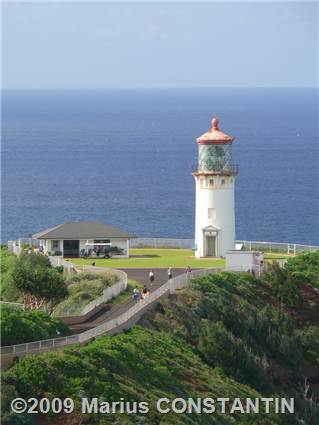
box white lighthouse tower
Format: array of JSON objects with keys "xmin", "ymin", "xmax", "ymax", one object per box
[{"xmin": 193, "ymin": 118, "xmax": 238, "ymax": 258}]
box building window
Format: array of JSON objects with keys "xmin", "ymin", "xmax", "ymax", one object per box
[
  {"xmin": 208, "ymin": 208, "xmax": 216, "ymax": 219},
  {"xmin": 200, "ymin": 178, "xmax": 205, "ymax": 188},
  {"xmin": 209, "ymin": 179, "xmax": 214, "ymax": 186},
  {"xmin": 221, "ymin": 179, "xmax": 225, "ymax": 185},
  {"xmin": 230, "ymin": 178, "xmax": 233, "ymax": 183},
  {"xmin": 52, "ymin": 240, "xmax": 60, "ymax": 250}
]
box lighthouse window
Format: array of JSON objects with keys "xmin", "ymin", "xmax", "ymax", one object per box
[
  {"xmin": 209, "ymin": 179, "xmax": 214, "ymax": 186},
  {"xmin": 221, "ymin": 179, "xmax": 225, "ymax": 185},
  {"xmin": 200, "ymin": 178, "xmax": 205, "ymax": 188}
]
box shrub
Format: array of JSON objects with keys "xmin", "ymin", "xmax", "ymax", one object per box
[
  {"xmin": 297, "ymin": 326, "xmax": 319, "ymax": 365},
  {"xmin": 54, "ymin": 272, "xmax": 118, "ymax": 316},
  {"xmin": 66, "ymin": 272, "xmax": 118, "ymax": 286},
  {"xmin": 263, "ymin": 262, "xmax": 303, "ymax": 309},
  {"xmin": 198, "ymin": 321, "xmax": 269, "ymax": 391},
  {"xmin": 54, "ymin": 265, "xmax": 64, "ymax": 273},
  {"xmin": 1, "ymin": 248, "xmax": 19, "ymax": 302},
  {"xmin": 1, "ymin": 307, "xmax": 68, "ymax": 346},
  {"xmin": 286, "ymin": 251, "xmax": 319, "ymax": 287},
  {"xmin": 11, "ymin": 252, "xmax": 68, "ymax": 313}
]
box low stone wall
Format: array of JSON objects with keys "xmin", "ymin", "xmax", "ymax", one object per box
[
  {"xmin": 130, "ymin": 238, "xmax": 319, "ymax": 254},
  {"xmin": 131, "ymin": 237, "xmax": 194, "ymax": 249},
  {"xmin": 59, "ymin": 303, "xmax": 108, "ymax": 326},
  {"xmin": 1, "ymin": 268, "xmax": 217, "ymax": 369},
  {"xmin": 58, "ymin": 270, "xmax": 128, "ymax": 325}
]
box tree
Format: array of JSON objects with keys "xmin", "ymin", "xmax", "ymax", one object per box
[
  {"xmin": 286, "ymin": 251, "xmax": 319, "ymax": 288},
  {"xmin": 263, "ymin": 262, "xmax": 303, "ymax": 309},
  {"xmin": 11, "ymin": 252, "xmax": 68, "ymax": 314},
  {"xmin": 198, "ymin": 321, "xmax": 269, "ymax": 391},
  {"xmin": 1, "ymin": 306, "xmax": 68, "ymax": 345}
]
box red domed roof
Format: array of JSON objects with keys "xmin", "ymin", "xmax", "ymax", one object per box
[{"xmin": 196, "ymin": 118, "xmax": 234, "ymax": 145}]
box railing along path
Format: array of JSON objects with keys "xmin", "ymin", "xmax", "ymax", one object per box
[{"xmin": 0, "ymin": 268, "xmax": 216, "ymax": 359}]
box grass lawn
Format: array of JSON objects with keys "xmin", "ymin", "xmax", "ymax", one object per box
[{"xmin": 67, "ymin": 249, "xmax": 225, "ymax": 269}]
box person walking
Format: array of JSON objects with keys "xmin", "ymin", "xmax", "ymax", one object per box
[
  {"xmin": 149, "ymin": 270, "xmax": 154, "ymax": 286},
  {"xmin": 168, "ymin": 267, "xmax": 173, "ymax": 280},
  {"xmin": 142, "ymin": 285, "xmax": 148, "ymax": 300},
  {"xmin": 133, "ymin": 286, "xmax": 140, "ymax": 304},
  {"xmin": 186, "ymin": 266, "xmax": 192, "ymax": 279}
]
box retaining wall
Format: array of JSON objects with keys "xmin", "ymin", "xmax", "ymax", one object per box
[
  {"xmin": 55, "ymin": 266, "xmax": 128, "ymax": 324},
  {"xmin": 1, "ymin": 268, "xmax": 217, "ymax": 369}
]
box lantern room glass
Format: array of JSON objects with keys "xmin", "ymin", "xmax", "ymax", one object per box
[{"xmin": 198, "ymin": 144, "xmax": 232, "ymax": 172}]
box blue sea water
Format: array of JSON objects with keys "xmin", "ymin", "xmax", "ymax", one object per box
[{"xmin": 2, "ymin": 88, "xmax": 319, "ymax": 245}]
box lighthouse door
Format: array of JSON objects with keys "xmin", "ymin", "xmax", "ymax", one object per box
[{"xmin": 206, "ymin": 236, "xmax": 216, "ymax": 257}]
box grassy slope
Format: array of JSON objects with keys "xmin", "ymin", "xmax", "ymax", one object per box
[
  {"xmin": 69, "ymin": 248, "xmax": 225, "ymax": 269},
  {"xmin": 2, "ymin": 327, "xmax": 285, "ymax": 425},
  {"xmin": 139, "ymin": 272, "xmax": 319, "ymax": 423}
]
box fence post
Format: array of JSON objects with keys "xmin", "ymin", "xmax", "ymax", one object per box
[
  {"xmin": 293, "ymin": 244, "xmax": 296, "ymax": 256},
  {"xmin": 249, "ymin": 241, "xmax": 252, "ymax": 250}
]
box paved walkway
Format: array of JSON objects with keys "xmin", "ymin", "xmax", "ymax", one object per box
[
  {"xmin": 69, "ymin": 268, "xmax": 186, "ymax": 332},
  {"xmin": 120, "ymin": 268, "xmax": 186, "ymax": 287}
]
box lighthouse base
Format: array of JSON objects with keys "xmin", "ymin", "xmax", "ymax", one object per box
[
  {"xmin": 205, "ymin": 235, "xmax": 217, "ymax": 256},
  {"xmin": 195, "ymin": 225, "xmax": 219, "ymax": 258},
  {"xmin": 195, "ymin": 225, "xmax": 235, "ymax": 258}
]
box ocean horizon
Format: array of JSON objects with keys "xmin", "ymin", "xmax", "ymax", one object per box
[{"xmin": 2, "ymin": 88, "xmax": 319, "ymax": 245}]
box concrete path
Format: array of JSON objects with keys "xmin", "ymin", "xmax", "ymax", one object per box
[
  {"xmin": 68, "ymin": 268, "xmax": 187, "ymax": 332},
  {"xmin": 120, "ymin": 268, "xmax": 186, "ymax": 287}
]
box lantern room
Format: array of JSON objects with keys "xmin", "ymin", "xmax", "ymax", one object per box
[{"xmin": 196, "ymin": 118, "xmax": 237, "ymax": 175}]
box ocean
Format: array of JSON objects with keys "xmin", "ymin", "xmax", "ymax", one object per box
[{"xmin": 2, "ymin": 88, "xmax": 319, "ymax": 245}]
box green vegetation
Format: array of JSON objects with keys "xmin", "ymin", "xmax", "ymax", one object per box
[
  {"xmin": 286, "ymin": 251, "xmax": 319, "ymax": 287},
  {"xmin": 264, "ymin": 263, "xmax": 304, "ymax": 309},
  {"xmin": 140, "ymin": 270, "xmax": 319, "ymax": 423},
  {"xmin": 1, "ymin": 306, "xmax": 68, "ymax": 346},
  {"xmin": 0, "ymin": 247, "xmax": 19, "ymax": 301},
  {"xmin": 10, "ymin": 252, "xmax": 68, "ymax": 314},
  {"xmin": 53, "ymin": 272, "xmax": 119, "ymax": 316},
  {"xmin": 297, "ymin": 326, "xmax": 319, "ymax": 366},
  {"xmin": 2, "ymin": 252, "xmax": 319, "ymax": 424},
  {"xmin": 69, "ymin": 248, "xmax": 225, "ymax": 269},
  {"xmin": 3, "ymin": 327, "xmax": 286, "ymax": 425},
  {"xmin": 264, "ymin": 252, "xmax": 319, "ymax": 308}
]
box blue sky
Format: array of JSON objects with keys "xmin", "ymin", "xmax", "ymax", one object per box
[{"xmin": 2, "ymin": 1, "xmax": 318, "ymax": 88}]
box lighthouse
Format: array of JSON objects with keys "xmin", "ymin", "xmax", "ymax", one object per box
[{"xmin": 193, "ymin": 118, "xmax": 238, "ymax": 258}]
